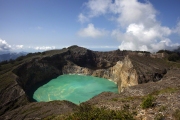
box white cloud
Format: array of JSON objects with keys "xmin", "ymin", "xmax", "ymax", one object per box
[
  {"xmin": 118, "ymin": 41, "xmax": 136, "ymax": 51},
  {"xmin": 112, "ymin": 24, "xmax": 174, "ymax": 52},
  {"xmin": 174, "ymin": 21, "xmax": 180, "ymax": 35},
  {"xmin": 14, "ymin": 45, "xmax": 24, "ymax": 49},
  {"xmin": 0, "ymin": 38, "xmax": 25, "ymax": 53},
  {"xmin": 79, "ymin": 0, "xmax": 179, "ymax": 52},
  {"xmin": 85, "ymin": 0, "xmax": 111, "ymax": 17},
  {"xmin": 83, "ymin": 45, "xmax": 118, "ymax": 49},
  {"xmin": 79, "ymin": 0, "xmax": 156, "ymax": 26},
  {"xmin": 126, "ymin": 23, "xmax": 171, "ymax": 43},
  {"xmin": 78, "ymin": 23, "xmax": 108, "ymax": 38},
  {"xmin": 78, "ymin": 13, "xmax": 89, "ymax": 23},
  {"xmin": 110, "ymin": 0, "xmax": 157, "ymax": 27},
  {"xmin": 0, "ymin": 38, "xmax": 11, "ymax": 51},
  {"xmin": 34, "ymin": 46, "xmax": 56, "ymax": 51}
]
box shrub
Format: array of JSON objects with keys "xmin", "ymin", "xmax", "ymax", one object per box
[
  {"xmin": 168, "ymin": 53, "xmax": 180, "ymax": 62},
  {"xmin": 157, "ymin": 50, "xmax": 173, "ymax": 54},
  {"xmin": 42, "ymin": 52, "xmax": 46, "ymax": 55},
  {"xmin": 66, "ymin": 103, "xmax": 135, "ymax": 120},
  {"xmin": 158, "ymin": 106, "xmax": 167, "ymax": 112},
  {"xmin": 111, "ymin": 98, "xmax": 118, "ymax": 101},
  {"xmin": 9, "ymin": 59, "xmax": 15, "ymax": 64},
  {"xmin": 0, "ymin": 60, "xmax": 8, "ymax": 65},
  {"xmin": 16, "ymin": 56, "xmax": 24, "ymax": 61},
  {"xmin": 141, "ymin": 95, "xmax": 155, "ymax": 109},
  {"xmin": 154, "ymin": 113, "xmax": 165, "ymax": 120}
]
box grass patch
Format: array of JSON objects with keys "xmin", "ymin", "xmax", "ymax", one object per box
[
  {"xmin": 154, "ymin": 113, "xmax": 165, "ymax": 120},
  {"xmin": 111, "ymin": 98, "xmax": 118, "ymax": 101},
  {"xmin": 65, "ymin": 103, "xmax": 135, "ymax": 120},
  {"xmin": 157, "ymin": 87, "xmax": 178, "ymax": 94},
  {"xmin": 141, "ymin": 95, "xmax": 155, "ymax": 109},
  {"xmin": 120, "ymin": 96, "xmax": 141, "ymax": 103},
  {"xmin": 158, "ymin": 105, "xmax": 167, "ymax": 112},
  {"xmin": 0, "ymin": 72, "xmax": 16, "ymax": 92},
  {"xmin": 151, "ymin": 87, "xmax": 178, "ymax": 96},
  {"xmin": 173, "ymin": 109, "xmax": 180, "ymax": 120}
]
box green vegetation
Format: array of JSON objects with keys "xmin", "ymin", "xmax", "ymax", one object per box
[
  {"xmin": 154, "ymin": 113, "xmax": 165, "ymax": 120},
  {"xmin": 158, "ymin": 105, "xmax": 167, "ymax": 112},
  {"xmin": 173, "ymin": 109, "xmax": 180, "ymax": 120},
  {"xmin": 43, "ymin": 115, "xmax": 61, "ymax": 120},
  {"xmin": 141, "ymin": 95, "xmax": 155, "ymax": 109},
  {"xmin": 168, "ymin": 53, "xmax": 180, "ymax": 62},
  {"xmin": 158, "ymin": 87, "xmax": 178, "ymax": 94},
  {"xmin": 157, "ymin": 49, "xmax": 180, "ymax": 63},
  {"xmin": 157, "ymin": 50, "xmax": 173, "ymax": 54},
  {"xmin": 120, "ymin": 96, "xmax": 140, "ymax": 103},
  {"xmin": 43, "ymin": 103, "xmax": 135, "ymax": 120},
  {"xmin": 65, "ymin": 103, "xmax": 135, "ymax": 120},
  {"xmin": 151, "ymin": 87, "xmax": 178, "ymax": 96},
  {"xmin": 111, "ymin": 98, "xmax": 118, "ymax": 101},
  {"xmin": 140, "ymin": 87, "xmax": 177, "ymax": 110}
]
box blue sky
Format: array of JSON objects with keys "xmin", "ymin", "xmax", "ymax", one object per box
[{"xmin": 0, "ymin": 0, "xmax": 180, "ymax": 53}]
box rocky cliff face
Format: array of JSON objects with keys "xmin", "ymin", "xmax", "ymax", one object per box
[
  {"xmin": 0, "ymin": 45, "xmax": 169, "ymax": 118},
  {"xmin": 111, "ymin": 56, "xmax": 138, "ymax": 92},
  {"xmin": 62, "ymin": 55, "xmax": 138, "ymax": 93},
  {"xmin": 85, "ymin": 68, "xmax": 180, "ymax": 120},
  {"xmin": 63, "ymin": 54, "xmax": 166, "ymax": 93}
]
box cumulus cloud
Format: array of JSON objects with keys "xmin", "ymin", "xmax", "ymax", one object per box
[
  {"xmin": 110, "ymin": 0, "xmax": 157, "ymax": 27},
  {"xmin": 174, "ymin": 21, "xmax": 180, "ymax": 35},
  {"xmin": 78, "ymin": 23, "xmax": 108, "ymax": 38},
  {"xmin": 0, "ymin": 38, "xmax": 11, "ymax": 51},
  {"xmin": 112, "ymin": 23, "xmax": 173, "ymax": 51},
  {"xmin": 80, "ymin": 0, "xmax": 157, "ymax": 27},
  {"xmin": 85, "ymin": 0, "xmax": 111, "ymax": 17},
  {"xmin": 79, "ymin": 0, "xmax": 179, "ymax": 52}
]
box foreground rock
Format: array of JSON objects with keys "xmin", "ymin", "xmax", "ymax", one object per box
[{"xmin": 0, "ymin": 101, "xmax": 77, "ymax": 120}]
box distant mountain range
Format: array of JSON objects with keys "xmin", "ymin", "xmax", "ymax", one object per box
[{"xmin": 0, "ymin": 52, "xmax": 27, "ymax": 62}]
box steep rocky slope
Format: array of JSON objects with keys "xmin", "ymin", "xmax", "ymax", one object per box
[
  {"xmin": 0, "ymin": 101, "xmax": 77, "ymax": 120},
  {"xmin": 86, "ymin": 68, "xmax": 180, "ymax": 119},
  {"xmin": 0, "ymin": 45, "xmax": 173, "ymax": 119}
]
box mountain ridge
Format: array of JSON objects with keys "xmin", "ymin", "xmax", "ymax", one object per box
[{"xmin": 0, "ymin": 45, "xmax": 179, "ymax": 119}]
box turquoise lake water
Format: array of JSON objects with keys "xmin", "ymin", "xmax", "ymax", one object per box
[{"xmin": 33, "ymin": 74, "xmax": 118, "ymax": 104}]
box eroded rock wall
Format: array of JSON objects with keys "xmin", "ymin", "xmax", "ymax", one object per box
[
  {"xmin": 62, "ymin": 55, "xmax": 139, "ymax": 93},
  {"xmin": 111, "ymin": 56, "xmax": 138, "ymax": 92},
  {"xmin": 62, "ymin": 55, "xmax": 166, "ymax": 93}
]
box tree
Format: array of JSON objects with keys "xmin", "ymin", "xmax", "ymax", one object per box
[{"xmin": 168, "ymin": 53, "xmax": 180, "ymax": 62}]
